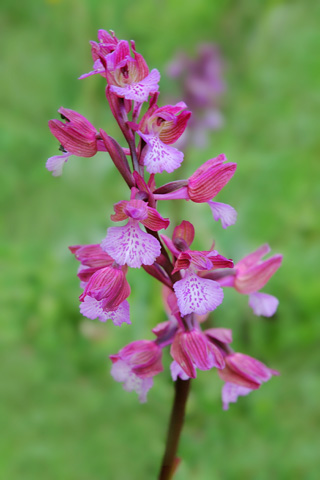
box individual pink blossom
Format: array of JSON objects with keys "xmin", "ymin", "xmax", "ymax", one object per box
[
  {"xmin": 48, "ymin": 107, "xmax": 99, "ymax": 157},
  {"xmin": 161, "ymin": 221, "xmax": 233, "ymax": 316},
  {"xmin": 218, "ymin": 244, "xmax": 283, "ymax": 317},
  {"xmin": 79, "ymin": 29, "xmax": 119, "ymax": 79},
  {"xmin": 153, "ymin": 154, "xmax": 237, "ymax": 228},
  {"xmin": 79, "ymin": 264, "xmax": 131, "ymax": 311},
  {"xmin": 103, "ymin": 40, "xmax": 160, "ymax": 103},
  {"xmin": 101, "ymin": 197, "xmax": 169, "ymax": 268},
  {"xmin": 110, "ymin": 340, "xmax": 163, "ymax": 402},
  {"xmin": 47, "ymin": 108, "xmax": 108, "ymax": 176},
  {"xmin": 137, "ymin": 100, "xmax": 191, "ymax": 174},
  {"xmin": 218, "ymin": 352, "xmax": 279, "ymax": 410},
  {"xmin": 171, "ymin": 328, "xmax": 225, "ymax": 378}
]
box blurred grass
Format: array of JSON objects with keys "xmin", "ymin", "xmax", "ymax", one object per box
[{"xmin": 1, "ymin": 0, "xmax": 320, "ymax": 478}]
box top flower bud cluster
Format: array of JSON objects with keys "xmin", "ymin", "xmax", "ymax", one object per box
[{"xmin": 46, "ymin": 30, "xmax": 282, "ymax": 407}]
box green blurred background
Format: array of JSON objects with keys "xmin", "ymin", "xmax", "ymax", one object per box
[{"xmin": 1, "ymin": 0, "xmax": 319, "ymax": 478}]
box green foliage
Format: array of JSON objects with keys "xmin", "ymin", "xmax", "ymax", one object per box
[{"xmin": 1, "ymin": 0, "xmax": 319, "ymax": 478}]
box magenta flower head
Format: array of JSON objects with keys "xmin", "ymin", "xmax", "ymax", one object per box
[
  {"xmin": 103, "ymin": 40, "xmax": 160, "ymax": 103},
  {"xmin": 47, "ymin": 107, "xmax": 104, "ymax": 176},
  {"xmin": 162, "ymin": 221, "xmax": 233, "ymax": 316},
  {"xmin": 137, "ymin": 100, "xmax": 191, "ymax": 174},
  {"xmin": 153, "ymin": 154, "xmax": 237, "ymax": 228},
  {"xmin": 101, "ymin": 193, "xmax": 169, "ymax": 268},
  {"xmin": 110, "ymin": 340, "xmax": 163, "ymax": 402},
  {"xmin": 218, "ymin": 352, "xmax": 279, "ymax": 410},
  {"xmin": 79, "ymin": 263, "xmax": 130, "ymax": 308},
  {"xmin": 187, "ymin": 154, "xmax": 236, "ymax": 203},
  {"xmin": 48, "ymin": 107, "xmax": 98, "ymax": 157},
  {"xmin": 171, "ymin": 328, "xmax": 225, "ymax": 379},
  {"xmin": 79, "ymin": 29, "xmax": 119, "ymax": 79}
]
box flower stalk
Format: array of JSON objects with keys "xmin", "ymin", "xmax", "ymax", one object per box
[{"xmin": 159, "ymin": 378, "xmax": 191, "ymax": 480}]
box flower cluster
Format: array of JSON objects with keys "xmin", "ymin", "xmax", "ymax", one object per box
[{"xmin": 47, "ymin": 30, "xmax": 282, "ymax": 407}]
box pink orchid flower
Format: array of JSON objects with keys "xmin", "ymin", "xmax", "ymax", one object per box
[
  {"xmin": 79, "ymin": 29, "xmax": 119, "ymax": 79},
  {"xmin": 170, "ymin": 328, "xmax": 225, "ymax": 379},
  {"xmin": 70, "ymin": 243, "xmax": 131, "ymax": 326},
  {"xmin": 101, "ymin": 196, "xmax": 169, "ymax": 268},
  {"xmin": 47, "ymin": 108, "xmax": 107, "ymax": 176},
  {"xmin": 103, "ymin": 40, "xmax": 160, "ymax": 103},
  {"xmin": 218, "ymin": 352, "xmax": 279, "ymax": 410},
  {"xmin": 219, "ymin": 244, "xmax": 283, "ymax": 317},
  {"xmin": 153, "ymin": 154, "xmax": 237, "ymax": 228},
  {"xmin": 137, "ymin": 100, "xmax": 191, "ymax": 174},
  {"xmin": 161, "ymin": 221, "xmax": 233, "ymax": 316},
  {"xmin": 110, "ymin": 340, "xmax": 163, "ymax": 402}
]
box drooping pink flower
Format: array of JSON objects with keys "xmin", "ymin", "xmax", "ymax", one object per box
[
  {"xmin": 110, "ymin": 340, "xmax": 163, "ymax": 402},
  {"xmin": 171, "ymin": 328, "xmax": 225, "ymax": 378},
  {"xmin": 47, "ymin": 108, "xmax": 108, "ymax": 176},
  {"xmin": 100, "ymin": 40, "xmax": 160, "ymax": 103},
  {"xmin": 70, "ymin": 244, "xmax": 131, "ymax": 324},
  {"xmin": 137, "ymin": 101, "xmax": 191, "ymax": 174},
  {"xmin": 218, "ymin": 244, "xmax": 283, "ymax": 317},
  {"xmin": 79, "ymin": 264, "xmax": 131, "ymax": 311},
  {"xmin": 218, "ymin": 352, "xmax": 279, "ymax": 410},
  {"xmin": 101, "ymin": 197, "xmax": 169, "ymax": 268},
  {"xmin": 153, "ymin": 154, "xmax": 237, "ymax": 228},
  {"xmin": 48, "ymin": 107, "xmax": 99, "ymax": 157}
]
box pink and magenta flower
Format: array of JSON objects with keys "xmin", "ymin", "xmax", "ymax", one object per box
[
  {"xmin": 101, "ymin": 196, "xmax": 169, "ymax": 268},
  {"xmin": 79, "ymin": 29, "xmax": 119, "ymax": 79},
  {"xmin": 110, "ymin": 340, "xmax": 163, "ymax": 402},
  {"xmin": 104, "ymin": 40, "xmax": 160, "ymax": 103},
  {"xmin": 170, "ymin": 328, "xmax": 225, "ymax": 379},
  {"xmin": 218, "ymin": 352, "xmax": 279, "ymax": 410},
  {"xmin": 219, "ymin": 244, "xmax": 283, "ymax": 317},
  {"xmin": 47, "ymin": 108, "xmax": 107, "ymax": 176},
  {"xmin": 162, "ymin": 221, "xmax": 233, "ymax": 316},
  {"xmin": 137, "ymin": 100, "xmax": 191, "ymax": 174},
  {"xmin": 70, "ymin": 243, "xmax": 131, "ymax": 326},
  {"xmin": 153, "ymin": 154, "xmax": 237, "ymax": 228}
]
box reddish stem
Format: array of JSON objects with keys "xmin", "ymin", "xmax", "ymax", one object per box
[{"xmin": 158, "ymin": 378, "xmax": 191, "ymax": 480}]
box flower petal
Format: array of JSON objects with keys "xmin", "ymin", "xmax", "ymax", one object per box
[
  {"xmin": 46, "ymin": 152, "xmax": 70, "ymax": 176},
  {"xmin": 101, "ymin": 219, "xmax": 161, "ymax": 268},
  {"xmin": 208, "ymin": 201, "xmax": 237, "ymax": 228},
  {"xmin": 222, "ymin": 382, "xmax": 252, "ymax": 410},
  {"xmin": 80, "ymin": 296, "xmax": 131, "ymax": 326},
  {"xmin": 110, "ymin": 359, "xmax": 153, "ymax": 403},
  {"xmin": 109, "ymin": 69, "xmax": 160, "ymax": 103},
  {"xmin": 248, "ymin": 292, "xmax": 279, "ymax": 317},
  {"xmin": 170, "ymin": 361, "xmax": 190, "ymax": 381},
  {"xmin": 139, "ymin": 133, "xmax": 184, "ymax": 174},
  {"xmin": 173, "ymin": 270, "xmax": 224, "ymax": 315}
]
